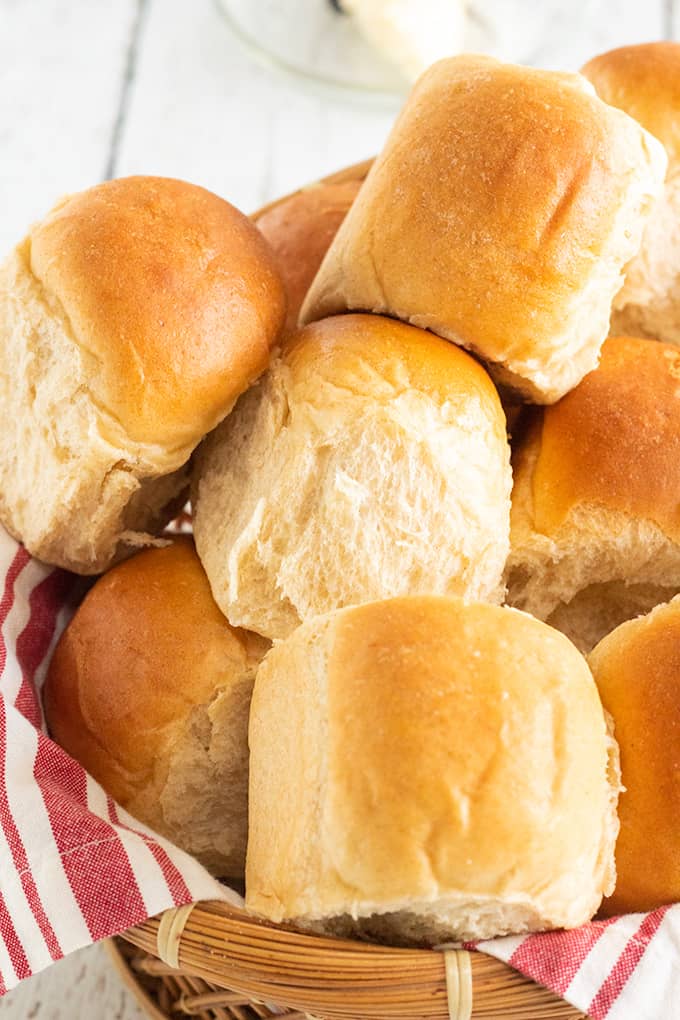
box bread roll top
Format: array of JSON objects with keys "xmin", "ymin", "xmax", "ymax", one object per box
[
  {"xmin": 28, "ymin": 176, "xmax": 286, "ymax": 451},
  {"xmin": 321, "ymin": 598, "xmax": 613, "ymax": 901},
  {"xmin": 283, "ymin": 313, "xmax": 505, "ymax": 428},
  {"xmin": 518, "ymin": 336, "xmax": 680, "ymax": 541},
  {"xmin": 583, "ymin": 43, "xmax": 680, "ymax": 171}
]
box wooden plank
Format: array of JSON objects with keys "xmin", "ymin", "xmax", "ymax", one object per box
[
  {"xmin": 0, "ymin": 942, "xmax": 148, "ymax": 1019},
  {"xmin": 0, "ymin": 0, "xmax": 139, "ymax": 253},
  {"xmin": 115, "ymin": 0, "xmax": 396, "ymax": 213}
]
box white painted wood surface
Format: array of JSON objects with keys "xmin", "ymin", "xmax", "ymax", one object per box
[
  {"xmin": 0, "ymin": 0, "xmax": 677, "ymax": 1015},
  {"xmin": 0, "ymin": 0, "xmax": 139, "ymax": 252},
  {"xmin": 0, "ymin": 943, "xmax": 148, "ymax": 1020}
]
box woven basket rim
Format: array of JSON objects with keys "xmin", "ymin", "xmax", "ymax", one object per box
[{"xmin": 122, "ymin": 899, "xmax": 586, "ymax": 1019}]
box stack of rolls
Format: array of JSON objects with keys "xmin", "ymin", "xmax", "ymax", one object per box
[{"xmin": 5, "ymin": 45, "xmax": 674, "ymax": 943}]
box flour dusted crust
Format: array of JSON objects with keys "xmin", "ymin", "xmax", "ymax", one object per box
[{"xmin": 301, "ymin": 55, "xmax": 666, "ymax": 401}]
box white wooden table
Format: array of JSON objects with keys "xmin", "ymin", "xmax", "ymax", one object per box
[{"xmin": 0, "ymin": 0, "xmax": 677, "ymax": 1015}]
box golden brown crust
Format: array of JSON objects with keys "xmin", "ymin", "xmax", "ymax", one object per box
[
  {"xmin": 300, "ymin": 56, "xmax": 666, "ymax": 402},
  {"xmin": 255, "ymin": 181, "xmax": 361, "ymax": 333},
  {"xmin": 43, "ymin": 538, "xmax": 265, "ymax": 807},
  {"xmin": 588, "ymin": 598, "xmax": 680, "ymax": 914},
  {"xmin": 582, "ymin": 43, "xmax": 680, "ymax": 169},
  {"xmin": 327, "ymin": 598, "xmax": 611, "ymax": 899},
  {"xmin": 247, "ymin": 597, "xmax": 617, "ymax": 933},
  {"xmin": 29, "ymin": 177, "xmax": 286, "ymax": 449},
  {"xmin": 282, "ymin": 314, "xmax": 506, "ymax": 434},
  {"xmin": 526, "ymin": 336, "xmax": 680, "ymax": 541}
]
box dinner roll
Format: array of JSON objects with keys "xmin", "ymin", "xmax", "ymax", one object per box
[
  {"xmin": 247, "ymin": 597, "xmax": 619, "ymax": 942},
  {"xmin": 193, "ymin": 314, "xmax": 511, "ymax": 641},
  {"xmin": 43, "ymin": 538, "xmax": 269, "ymax": 877},
  {"xmin": 589, "ymin": 597, "xmax": 680, "ymax": 915},
  {"xmin": 506, "ymin": 336, "xmax": 680, "ymax": 653},
  {"xmin": 0, "ymin": 176, "xmax": 285, "ymax": 573},
  {"xmin": 583, "ymin": 43, "xmax": 680, "ymax": 345},
  {"xmin": 300, "ymin": 55, "xmax": 666, "ymax": 402},
  {"xmin": 255, "ymin": 178, "xmax": 362, "ymax": 332},
  {"xmin": 582, "ymin": 43, "xmax": 680, "ymax": 167}
]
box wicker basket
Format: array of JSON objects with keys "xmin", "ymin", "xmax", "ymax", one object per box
[
  {"xmin": 118, "ymin": 902, "xmax": 586, "ymax": 1020},
  {"xmin": 114, "ymin": 161, "xmax": 588, "ymax": 1020}
]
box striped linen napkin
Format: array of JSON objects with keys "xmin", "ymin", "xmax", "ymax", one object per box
[{"xmin": 0, "ymin": 525, "xmax": 677, "ymax": 1017}]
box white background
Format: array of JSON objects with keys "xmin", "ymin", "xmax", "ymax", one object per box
[{"xmin": 0, "ymin": 0, "xmax": 677, "ymax": 1015}]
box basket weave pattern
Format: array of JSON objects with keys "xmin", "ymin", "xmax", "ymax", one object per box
[
  {"xmin": 110, "ymin": 937, "xmax": 301, "ymax": 1020},
  {"xmin": 120, "ymin": 902, "xmax": 587, "ymax": 1020}
]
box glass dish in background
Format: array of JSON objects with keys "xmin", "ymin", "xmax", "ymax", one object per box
[
  {"xmin": 215, "ymin": 0, "xmax": 409, "ymax": 105},
  {"xmin": 216, "ymin": 0, "xmax": 614, "ymax": 106}
]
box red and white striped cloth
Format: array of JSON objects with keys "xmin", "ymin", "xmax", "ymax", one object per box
[{"xmin": 0, "ymin": 526, "xmax": 677, "ymax": 1017}]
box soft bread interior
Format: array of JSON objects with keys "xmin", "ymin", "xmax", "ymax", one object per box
[
  {"xmin": 610, "ymin": 172, "xmax": 680, "ymax": 345},
  {"xmin": 506, "ymin": 491, "xmax": 680, "ymax": 654},
  {"xmin": 545, "ymin": 580, "xmax": 678, "ymax": 654},
  {"xmin": 194, "ymin": 356, "xmax": 511, "ymax": 640},
  {"xmin": 300, "ymin": 897, "xmax": 561, "ymax": 946},
  {"xmin": 0, "ymin": 244, "xmax": 190, "ymax": 572},
  {"xmin": 130, "ymin": 654, "xmax": 262, "ymax": 877}
]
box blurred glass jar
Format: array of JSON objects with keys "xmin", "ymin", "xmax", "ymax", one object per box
[
  {"xmin": 216, "ymin": 0, "xmax": 613, "ymax": 103},
  {"xmin": 216, "ymin": 0, "xmax": 408, "ymax": 103}
]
